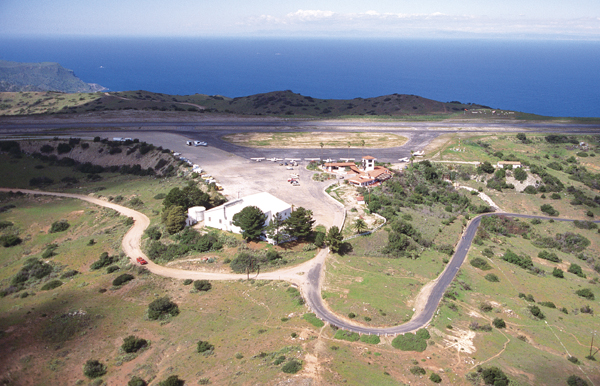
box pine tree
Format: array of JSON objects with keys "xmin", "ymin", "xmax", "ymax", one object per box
[
  {"xmin": 232, "ymin": 206, "xmax": 267, "ymax": 241},
  {"xmin": 284, "ymin": 207, "xmax": 315, "ymax": 240},
  {"xmin": 325, "ymin": 226, "xmax": 343, "ymax": 253}
]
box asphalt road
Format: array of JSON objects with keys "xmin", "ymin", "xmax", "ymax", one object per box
[{"xmin": 304, "ymin": 213, "xmax": 600, "ymax": 335}]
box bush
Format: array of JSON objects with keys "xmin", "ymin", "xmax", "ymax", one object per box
[
  {"xmin": 552, "ymin": 267, "xmax": 564, "ymax": 278},
  {"xmin": 193, "ymin": 280, "xmax": 212, "ymax": 292},
  {"xmin": 112, "ymin": 274, "xmax": 134, "ymax": 286},
  {"xmin": 482, "ymin": 367, "xmax": 509, "ymax": 386},
  {"xmin": 429, "ymin": 373, "xmax": 442, "ymax": 383},
  {"xmin": 183, "ymin": 279, "xmax": 193, "ymax": 285},
  {"xmin": 568, "ymin": 356, "xmax": 580, "ymax": 364},
  {"xmin": 128, "ymin": 376, "xmax": 147, "ymax": 386},
  {"xmin": 83, "ymin": 359, "xmax": 107, "ymax": 379},
  {"xmin": 567, "ymin": 375, "xmax": 590, "ymax": 386},
  {"xmin": 41, "ymin": 279, "xmax": 63, "ymax": 290},
  {"xmin": 540, "ymin": 204, "xmax": 559, "ymax": 216},
  {"xmin": 147, "ymin": 297, "xmax": 179, "ymax": 320},
  {"xmin": 391, "ymin": 332, "xmax": 427, "ymax": 352},
  {"xmin": 303, "ymin": 313, "xmax": 324, "ymax": 328},
  {"xmin": 281, "ymin": 359, "xmax": 302, "ymax": 374},
  {"xmin": 576, "ymin": 288, "xmax": 595, "ymax": 300},
  {"xmin": 410, "ymin": 366, "xmax": 426, "ymax": 375},
  {"xmin": 334, "ymin": 330, "xmax": 360, "ymax": 342},
  {"xmin": 158, "ymin": 375, "xmax": 184, "ymax": 386},
  {"xmin": 539, "ymin": 301, "xmax": 556, "ymax": 308},
  {"xmin": 197, "ymin": 340, "xmax": 214, "ymax": 353},
  {"xmin": 359, "ymin": 335, "xmax": 380, "ymax": 344},
  {"xmin": 538, "ymin": 250, "xmax": 560, "ymax": 263},
  {"xmin": 568, "ymin": 263, "xmax": 586, "ymax": 278},
  {"xmin": 530, "ymin": 305, "xmax": 545, "ymax": 319},
  {"xmin": 492, "ymin": 317, "xmax": 506, "ymax": 328},
  {"xmin": 470, "ymin": 257, "xmax": 491, "ymax": 270},
  {"xmin": 106, "ymin": 265, "xmax": 119, "ymax": 274},
  {"xmin": 0, "ymin": 234, "xmax": 22, "ymax": 247},
  {"xmin": 145, "ymin": 226, "xmax": 162, "ymax": 240},
  {"xmin": 122, "ymin": 335, "xmax": 148, "ymax": 353},
  {"xmin": 49, "ymin": 220, "xmax": 70, "ymax": 233},
  {"xmin": 523, "ymin": 185, "xmax": 537, "ymax": 194},
  {"xmin": 90, "ymin": 252, "xmax": 116, "ymax": 270},
  {"xmin": 60, "ymin": 269, "xmax": 79, "ymax": 279},
  {"xmin": 485, "ymin": 273, "xmax": 499, "ymax": 282}
]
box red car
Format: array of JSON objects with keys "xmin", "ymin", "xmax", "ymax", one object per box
[{"xmin": 136, "ymin": 257, "xmax": 148, "ymax": 265}]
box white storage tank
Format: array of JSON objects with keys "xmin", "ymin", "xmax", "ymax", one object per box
[{"xmin": 187, "ymin": 206, "xmax": 206, "ymax": 226}]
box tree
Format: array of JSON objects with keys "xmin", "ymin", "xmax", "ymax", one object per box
[
  {"xmin": 147, "ymin": 297, "xmax": 179, "ymax": 320},
  {"xmin": 232, "ymin": 206, "xmax": 267, "ymax": 241},
  {"xmin": 230, "ymin": 251, "xmax": 259, "ymax": 279},
  {"xmin": 128, "ymin": 376, "xmax": 147, "ymax": 386},
  {"xmin": 83, "ymin": 359, "xmax": 107, "ymax": 379},
  {"xmin": 193, "ymin": 280, "xmax": 212, "ymax": 291},
  {"xmin": 516, "ymin": 133, "xmax": 527, "ymax": 142},
  {"xmin": 482, "ymin": 367, "xmax": 509, "ymax": 386},
  {"xmin": 325, "ymin": 226, "xmax": 343, "ymax": 253},
  {"xmin": 122, "ymin": 335, "xmax": 148, "ymax": 353},
  {"xmin": 197, "ymin": 340, "xmax": 214, "ymax": 353},
  {"xmin": 478, "ymin": 161, "xmax": 495, "ymax": 174},
  {"xmin": 513, "ymin": 167, "xmax": 527, "ymax": 182},
  {"xmin": 164, "ymin": 205, "xmax": 186, "ymax": 234},
  {"xmin": 265, "ymin": 211, "xmax": 285, "ymax": 244},
  {"xmin": 49, "ymin": 220, "xmax": 70, "ymax": 233},
  {"xmin": 353, "ymin": 218, "xmax": 367, "ymax": 234},
  {"xmin": 158, "ymin": 375, "xmax": 184, "ymax": 386},
  {"xmin": 492, "ymin": 317, "xmax": 506, "ymax": 328},
  {"xmin": 567, "ymin": 375, "xmax": 589, "ymax": 386},
  {"xmin": 284, "ymin": 207, "xmax": 315, "ymax": 240}
]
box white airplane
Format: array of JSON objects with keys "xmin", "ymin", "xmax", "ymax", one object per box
[
  {"xmin": 250, "ymin": 157, "xmax": 265, "ymax": 162},
  {"xmin": 398, "ymin": 157, "xmax": 410, "ymax": 162},
  {"xmin": 341, "ymin": 158, "xmax": 355, "ymax": 162},
  {"xmin": 413, "ymin": 150, "xmax": 425, "ymax": 156},
  {"xmin": 324, "ymin": 158, "xmax": 334, "ymax": 163},
  {"xmin": 285, "ymin": 158, "xmax": 301, "ymax": 162},
  {"xmin": 304, "ymin": 158, "xmax": 320, "ymax": 161},
  {"xmin": 267, "ymin": 157, "xmax": 283, "ymax": 162}
]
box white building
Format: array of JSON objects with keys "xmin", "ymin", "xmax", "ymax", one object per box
[{"xmin": 204, "ymin": 192, "xmax": 292, "ymax": 234}]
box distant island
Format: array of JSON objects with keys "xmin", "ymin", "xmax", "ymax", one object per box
[{"xmin": 0, "ymin": 60, "xmax": 106, "ymax": 93}]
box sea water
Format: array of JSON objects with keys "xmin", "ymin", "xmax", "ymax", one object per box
[{"xmin": 0, "ymin": 37, "xmax": 598, "ymax": 117}]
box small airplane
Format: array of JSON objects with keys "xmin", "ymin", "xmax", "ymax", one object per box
[
  {"xmin": 251, "ymin": 157, "xmax": 265, "ymax": 162},
  {"xmin": 267, "ymin": 157, "xmax": 283, "ymax": 162},
  {"xmin": 341, "ymin": 158, "xmax": 355, "ymax": 162},
  {"xmin": 324, "ymin": 158, "xmax": 334, "ymax": 163},
  {"xmin": 413, "ymin": 150, "xmax": 425, "ymax": 156},
  {"xmin": 286, "ymin": 158, "xmax": 301, "ymax": 162},
  {"xmin": 398, "ymin": 157, "xmax": 410, "ymax": 162},
  {"xmin": 304, "ymin": 158, "xmax": 320, "ymax": 161}
]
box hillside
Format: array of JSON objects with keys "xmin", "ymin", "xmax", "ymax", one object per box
[{"xmin": 0, "ymin": 60, "xmax": 106, "ymax": 93}]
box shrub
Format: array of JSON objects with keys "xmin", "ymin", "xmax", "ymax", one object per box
[
  {"xmin": 482, "ymin": 367, "xmax": 509, "ymax": 386},
  {"xmin": 568, "ymin": 263, "xmax": 586, "ymax": 278},
  {"xmin": 410, "ymin": 365, "xmax": 426, "ymax": 375},
  {"xmin": 492, "ymin": 317, "xmax": 506, "ymax": 328},
  {"xmin": 197, "ymin": 340, "xmax": 214, "ymax": 353},
  {"xmin": 0, "ymin": 234, "xmax": 22, "ymax": 247},
  {"xmin": 391, "ymin": 332, "xmax": 427, "ymax": 352},
  {"xmin": 193, "ymin": 280, "xmax": 212, "ymax": 291},
  {"xmin": 485, "ymin": 273, "xmax": 499, "ymax": 282},
  {"xmin": 281, "ymin": 359, "xmax": 302, "ymax": 374},
  {"xmin": 112, "ymin": 273, "xmax": 134, "ymax": 286},
  {"xmin": 540, "ymin": 204, "xmax": 559, "ymax": 216},
  {"xmin": 523, "ymin": 185, "xmax": 537, "ymax": 194},
  {"xmin": 274, "ymin": 355, "xmax": 286, "ymax": 365},
  {"xmin": 147, "ymin": 297, "xmax": 179, "ymax": 320},
  {"xmin": 359, "ymin": 335, "xmax": 380, "ymax": 344},
  {"xmin": 158, "ymin": 375, "xmax": 184, "ymax": 386},
  {"xmin": 530, "ymin": 305, "xmax": 545, "ymax": 319},
  {"xmin": 183, "ymin": 279, "xmax": 193, "ymax": 285},
  {"xmin": 334, "ymin": 330, "xmax": 360, "ymax": 342},
  {"xmin": 539, "ymin": 301, "xmax": 556, "ymax": 308},
  {"xmin": 538, "ymin": 250, "xmax": 560, "ymax": 263},
  {"xmin": 41, "ymin": 279, "xmax": 63, "ymax": 290},
  {"xmin": 469, "ymin": 321, "xmax": 492, "ymax": 332},
  {"xmin": 83, "ymin": 359, "xmax": 107, "ymax": 379},
  {"xmin": 550, "ymin": 193, "xmax": 561, "ymax": 199},
  {"xmin": 60, "ymin": 269, "xmax": 79, "ymax": 279},
  {"xmin": 470, "ymin": 257, "xmax": 491, "ymax": 270},
  {"xmin": 303, "ymin": 313, "xmax": 325, "ymax": 328},
  {"xmin": 49, "ymin": 220, "xmax": 70, "ymax": 233},
  {"xmin": 429, "ymin": 373, "xmax": 442, "ymax": 383},
  {"xmin": 348, "ymin": 312, "xmax": 356, "ymax": 319},
  {"xmin": 106, "ymin": 265, "xmax": 119, "ymax": 274},
  {"xmin": 128, "ymin": 376, "xmax": 147, "ymax": 386},
  {"xmin": 552, "ymin": 268, "xmax": 564, "ymax": 278},
  {"xmin": 90, "ymin": 252, "xmax": 116, "ymax": 270},
  {"xmin": 568, "ymin": 356, "xmax": 579, "ymax": 364},
  {"xmin": 567, "ymin": 375, "xmax": 589, "ymax": 386},
  {"xmin": 576, "ymin": 288, "xmax": 595, "ymax": 300},
  {"xmin": 122, "ymin": 335, "xmax": 148, "ymax": 353},
  {"xmin": 145, "ymin": 226, "xmax": 162, "ymax": 240}
]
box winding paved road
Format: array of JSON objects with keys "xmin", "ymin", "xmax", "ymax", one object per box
[{"xmin": 3, "ymin": 188, "xmax": 597, "ymax": 336}]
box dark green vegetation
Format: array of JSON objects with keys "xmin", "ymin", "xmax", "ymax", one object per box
[
  {"xmin": 193, "ymin": 280, "xmax": 212, "ymax": 292},
  {"xmin": 83, "ymin": 359, "xmax": 107, "ymax": 379},
  {"xmin": 232, "ymin": 206, "xmax": 268, "ymax": 242},
  {"xmin": 391, "ymin": 329, "xmax": 430, "ymax": 352},
  {"xmin": 196, "ymin": 340, "xmax": 214, "ymax": 354},
  {"xmin": 302, "ymin": 313, "xmax": 325, "ymax": 328},
  {"xmin": 112, "ymin": 273, "xmax": 134, "ymax": 287},
  {"xmin": 147, "ymin": 297, "xmax": 179, "ymax": 320},
  {"xmin": 0, "ymin": 60, "xmax": 105, "ymax": 93},
  {"xmin": 122, "ymin": 335, "xmax": 148, "ymax": 353}
]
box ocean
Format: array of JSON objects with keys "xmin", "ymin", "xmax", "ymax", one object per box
[{"xmin": 0, "ymin": 37, "xmax": 599, "ymax": 118}]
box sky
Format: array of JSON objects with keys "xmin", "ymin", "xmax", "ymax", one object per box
[{"xmin": 1, "ymin": 0, "xmax": 599, "ymax": 40}]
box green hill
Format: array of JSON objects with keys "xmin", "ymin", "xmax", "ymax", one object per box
[{"xmin": 0, "ymin": 60, "xmax": 106, "ymax": 93}]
